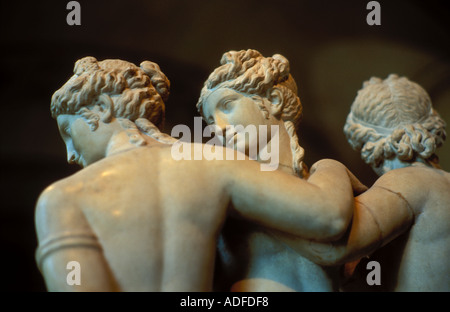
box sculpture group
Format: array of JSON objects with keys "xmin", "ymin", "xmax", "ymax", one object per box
[{"xmin": 35, "ymin": 49, "xmax": 449, "ymax": 292}]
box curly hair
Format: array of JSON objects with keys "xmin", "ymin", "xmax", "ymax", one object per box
[
  {"xmin": 196, "ymin": 49, "xmax": 307, "ymax": 177},
  {"xmin": 51, "ymin": 56, "xmax": 176, "ymax": 144},
  {"xmin": 344, "ymin": 74, "xmax": 446, "ymax": 168}
]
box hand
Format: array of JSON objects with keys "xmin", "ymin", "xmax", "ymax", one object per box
[
  {"xmin": 346, "ymin": 169, "xmax": 368, "ymax": 196},
  {"xmin": 309, "ymin": 159, "xmax": 368, "ymax": 195}
]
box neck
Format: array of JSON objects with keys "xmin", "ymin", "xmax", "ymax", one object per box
[
  {"xmin": 105, "ymin": 118, "xmax": 167, "ymax": 158},
  {"xmin": 105, "ymin": 131, "xmax": 141, "ymax": 158},
  {"xmin": 376, "ymin": 157, "xmax": 439, "ymax": 176},
  {"xmin": 278, "ymin": 127, "xmax": 295, "ymax": 175},
  {"xmin": 257, "ymin": 125, "xmax": 295, "ymax": 175}
]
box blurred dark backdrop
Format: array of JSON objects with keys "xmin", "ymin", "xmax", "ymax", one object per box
[{"xmin": 0, "ymin": 0, "xmax": 448, "ymax": 291}]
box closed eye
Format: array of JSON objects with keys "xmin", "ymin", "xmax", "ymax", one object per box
[
  {"xmin": 220, "ymin": 99, "xmax": 235, "ymax": 113},
  {"xmin": 58, "ymin": 121, "xmax": 71, "ymax": 137}
]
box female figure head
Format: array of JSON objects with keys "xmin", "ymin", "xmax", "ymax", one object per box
[
  {"xmin": 197, "ymin": 49, "xmax": 307, "ymax": 177},
  {"xmin": 344, "ymin": 74, "xmax": 446, "ymax": 175}
]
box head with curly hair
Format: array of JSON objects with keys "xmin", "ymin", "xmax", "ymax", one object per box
[
  {"xmin": 52, "ymin": 57, "xmax": 177, "ymax": 167},
  {"xmin": 344, "ymin": 74, "xmax": 446, "ymax": 175},
  {"xmin": 51, "ymin": 57, "xmax": 176, "ymax": 145},
  {"xmin": 196, "ymin": 49, "xmax": 307, "ymax": 177}
]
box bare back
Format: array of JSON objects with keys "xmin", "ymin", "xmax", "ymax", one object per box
[
  {"xmin": 341, "ymin": 166, "xmax": 450, "ymax": 291},
  {"xmin": 374, "ymin": 166, "xmax": 450, "ymax": 291},
  {"xmin": 36, "ymin": 146, "xmax": 359, "ymax": 292},
  {"xmin": 36, "ymin": 146, "xmax": 230, "ymax": 291}
]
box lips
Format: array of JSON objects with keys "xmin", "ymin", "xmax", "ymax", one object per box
[
  {"xmin": 74, "ymin": 156, "xmax": 82, "ymax": 166},
  {"xmin": 226, "ymin": 132, "xmax": 237, "ymax": 146},
  {"xmin": 212, "ymin": 125, "xmax": 237, "ymax": 147},
  {"xmin": 221, "ymin": 126, "xmax": 236, "ymax": 146}
]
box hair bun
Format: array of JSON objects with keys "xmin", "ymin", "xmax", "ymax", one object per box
[
  {"xmin": 140, "ymin": 61, "xmax": 170, "ymax": 103},
  {"xmin": 74, "ymin": 56, "xmax": 99, "ymax": 75},
  {"xmin": 272, "ymin": 54, "xmax": 290, "ymax": 82},
  {"xmin": 272, "ymin": 54, "xmax": 288, "ymax": 64}
]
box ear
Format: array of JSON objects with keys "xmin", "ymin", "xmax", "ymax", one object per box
[
  {"xmin": 266, "ymin": 88, "xmax": 284, "ymax": 117},
  {"xmin": 93, "ymin": 94, "xmax": 114, "ymax": 123}
]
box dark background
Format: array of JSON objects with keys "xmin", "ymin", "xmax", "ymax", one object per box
[{"xmin": 0, "ymin": 0, "xmax": 449, "ymax": 291}]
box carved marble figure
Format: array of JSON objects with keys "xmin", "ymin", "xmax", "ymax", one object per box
[
  {"xmin": 283, "ymin": 74, "xmax": 449, "ymax": 291},
  {"xmin": 35, "ymin": 57, "xmax": 362, "ymax": 291},
  {"xmin": 197, "ymin": 49, "xmax": 344, "ymax": 291}
]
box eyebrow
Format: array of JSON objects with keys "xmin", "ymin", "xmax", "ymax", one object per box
[
  {"xmin": 219, "ymin": 94, "xmax": 238, "ymax": 103},
  {"xmin": 215, "ymin": 94, "xmax": 240, "ymax": 112}
]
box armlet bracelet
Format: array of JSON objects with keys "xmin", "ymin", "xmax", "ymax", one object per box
[{"xmin": 35, "ymin": 232, "xmax": 101, "ymax": 271}]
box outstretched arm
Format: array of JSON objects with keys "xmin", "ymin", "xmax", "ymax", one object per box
[
  {"xmin": 225, "ymin": 159, "xmax": 359, "ymax": 241},
  {"xmin": 35, "ymin": 184, "xmax": 119, "ymax": 291}
]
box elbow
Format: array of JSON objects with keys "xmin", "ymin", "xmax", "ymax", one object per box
[
  {"xmin": 288, "ymin": 201, "xmax": 351, "ymax": 242},
  {"xmin": 327, "ymin": 196, "xmax": 354, "ymax": 240},
  {"xmin": 315, "ymin": 201, "xmax": 352, "ymax": 242},
  {"xmin": 327, "ymin": 217, "xmax": 349, "ymax": 241},
  {"xmin": 317, "ymin": 216, "xmax": 348, "ymax": 242}
]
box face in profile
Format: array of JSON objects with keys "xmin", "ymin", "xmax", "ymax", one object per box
[
  {"xmin": 56, "ymin": 114, "xmax": 111, "ymax": 168},
  {"xmin": 201, "ymin": 87, "xmax": 280, "ymax": 155}
]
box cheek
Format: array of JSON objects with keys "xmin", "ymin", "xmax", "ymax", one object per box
[
  {"xmin": 243, "ymin": 102, "xmax": 269, "ymax": 126},
  {"xmin": 70, "ymin": 119, "xmax": 88, "ymax": 137},
  {"xmin": 71, "ymin": 137, "xmax": 83, "ymax": 155},
  {"xmin": 69, "ymin": 120, "xmax": 92, "ymax": 152},
  {"xmin": 225, "ymin": 108, "xmax": 251, "ymax": 127},
  {"xmin": 70, "ymin": 133, "xmax": 91, "ymax": 161}
]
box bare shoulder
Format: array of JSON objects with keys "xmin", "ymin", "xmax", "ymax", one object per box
[
  {"xmin": 372, "ymin": 166, "xmax": 450, "ymax": 213},
  {"xmin": 374, "ymin": 165, "xmax": 449, "ymax": 189},
  {"xmin": 35, "ymin": 175, "xmax": 85, "ymax": 240},
  {"xmin": 36, "ymin": 174, "xmax": 83, "ymax": 209}
]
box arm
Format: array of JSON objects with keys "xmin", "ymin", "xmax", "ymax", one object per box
[
  {"xmin": 226, "ymin": 158, "xmax": 357, "ymax": 241},
  {"xmin": 35, "ymin": 184, "xmax": 119, "ymax": 291},
  {"xmin": 275, "ymin": 178, "xmax": 415, "ymax": 266}
]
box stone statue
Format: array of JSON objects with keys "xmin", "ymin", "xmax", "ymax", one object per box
[
  {"xmin": 196, "ymin": 49, "xmax": 343, "ymax": 291},
  {"xmin": 197, "ymin": 49, "xmax": 307, "ymax": 178},
  {"xmin": 284, "ymin": 74, "xmax": 449, "ymax": 291},
  {"xmin": 35, "ymin": 56, "xmax": 361, "ymax": 291}
]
